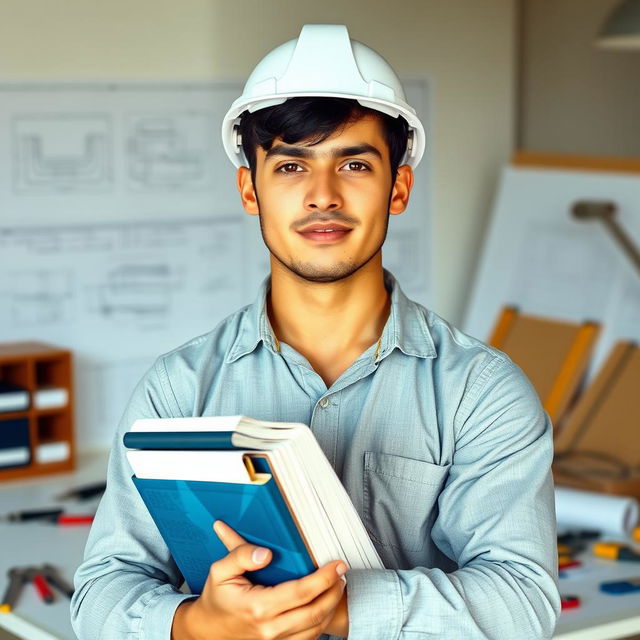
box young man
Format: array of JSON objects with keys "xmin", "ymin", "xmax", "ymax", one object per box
[{"xmin": 72, "ymin": 25, "xmax": 560, "ymax": 640}]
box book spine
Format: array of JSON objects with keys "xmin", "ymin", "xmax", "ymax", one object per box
[{"xmin": 123, "ymin": 431, "xmax": 237, "ymax": 450}]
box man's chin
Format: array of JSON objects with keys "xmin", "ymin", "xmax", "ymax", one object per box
[{"xmin": 286, "ymin": 261, "xmax": 362, "ymax": 284}]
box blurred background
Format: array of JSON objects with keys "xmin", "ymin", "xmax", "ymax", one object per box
[
  {"xmin": 0, "ymin": 2, "xmax": 639, "ymax": 637},
  {"xmin": 0, "ymin": 0, "xmax": 638, "ymax": 472}
]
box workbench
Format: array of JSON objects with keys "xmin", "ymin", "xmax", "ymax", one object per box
[
  {"xmin": 1, "ymin": 456, "xmax": 639, "ymax": 639},
  {"xmin": 0, "ymin": 451, "xmax": 108, "ymax": 639}
]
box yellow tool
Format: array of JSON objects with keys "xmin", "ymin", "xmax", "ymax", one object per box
[{"xmin": 593, "ymin": 542, "xmax": 640, "ymax": 562}]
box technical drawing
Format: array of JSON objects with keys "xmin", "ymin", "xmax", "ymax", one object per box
[
  {"xmin": 87, "ymin": 262, "xmax": 183, "ymax": 326},
  {"xmin": 1, "ymin": 269, "xmax": 75, "ymax": 327},
  {"xmin": 506, "ymin": 224, "xmax": 616, "ymax": 321},
  {"xmin": 126, "ymin": 112, "xmax": 213, "ymax": 190},
  {"xmin": 12, "ymin": 115, "xmax": 112, "ymax": 193}
]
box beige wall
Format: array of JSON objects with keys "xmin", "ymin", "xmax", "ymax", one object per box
[
  {"xmin": 0, "ymin": 0, "xmax": 516, "ymax": 326},
  {"xmin": 520, "ymin": 0, "xmax": 640, "ymax": 157}
]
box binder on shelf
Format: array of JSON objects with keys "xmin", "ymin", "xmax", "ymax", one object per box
[
  {"xmin": 488, "ymin": 306, "xmax": 600, "ymax": 428},
  {"xmin": 33, "ymin": 386, "xmax": 68, "ymax": 410},
  {"xmin": 124, "ymin": 416, "xmax": 383, "ymax": 593},
  {"xmin": 0, "ymin": 418, "xmax": 30, "ymax": 469},
  {"xmin": 35, "ymin": 441, "xmax": 70, "ymax": 464},
  {"xmin": 0, "ymin": 381, "xmax": 30, "ymax": 413}
]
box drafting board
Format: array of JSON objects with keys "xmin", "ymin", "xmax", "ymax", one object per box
[
  {"xmin": 0, "ymin": 81, "xmax": 432, "ymax": 450},
  {"xmin": 464, "ymin": 163, "xmax": 640, "ymax": 378},
  {"xmin": 488, "ymin": 306, "xmax": 599, "ymax": 428}
]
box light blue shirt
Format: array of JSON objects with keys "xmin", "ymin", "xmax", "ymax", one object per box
[{"xmin": 72, "ymin": 271, "xmax": 560, "ymax": 639}]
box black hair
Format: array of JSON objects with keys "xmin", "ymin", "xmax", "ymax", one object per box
[{"xmin": 238, "ymin": 97, "xmax": 409, "ymax": 184}]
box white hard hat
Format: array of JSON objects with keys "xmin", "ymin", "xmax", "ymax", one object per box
[{"xmin": 221, "ymin": 24, "xmax": 426, "ymax": 169}]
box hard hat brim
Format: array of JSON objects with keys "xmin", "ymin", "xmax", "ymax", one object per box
[{"xmin": 221, "ymin": 92, "xmax": 426, "ymax": 170}]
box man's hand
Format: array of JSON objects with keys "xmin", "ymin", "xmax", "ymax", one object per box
[{"xmin": 171, "ymin": 520, "xmax": 348, "ymax": 640}]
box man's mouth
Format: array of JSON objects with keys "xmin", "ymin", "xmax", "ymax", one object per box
[{"xmin": 297, "ymin": 222, "xmax": 353, "ymax": 243}]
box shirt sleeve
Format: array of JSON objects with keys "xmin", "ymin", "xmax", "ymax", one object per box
[
  {"xmin": 344, "ymin": 355, "xmax": 561, "ymax": 640},
  {"xmin": 71, "ymin": 358, "xmax": 194, "ymax": 640}
]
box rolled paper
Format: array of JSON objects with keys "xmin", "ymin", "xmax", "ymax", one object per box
[{"xmin": 555, "ymin": 487, "xmax": 639, "ymax": 536}]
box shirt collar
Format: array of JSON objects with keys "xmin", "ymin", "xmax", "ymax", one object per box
[
  {"xmin": 375, "ymin": 270, "xmax": 437, "ymax": 362},
  {"xmin": 226, "ymin": 275, "xmax": 277, "ymax": 363},
  {"xmin": 226, "ymin": 270, "xmax": 437, "ymax": 364}
]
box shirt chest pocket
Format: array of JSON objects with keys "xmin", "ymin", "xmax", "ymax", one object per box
[{"xmin": 363, "ymin": 451, "xmax": 450, "ymax": 552}]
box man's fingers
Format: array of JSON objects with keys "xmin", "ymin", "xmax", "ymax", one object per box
[
  {"xmin": 271, "ymin": 579, "xmax": 345, "ymax": 639},
  {"xmin": 267, "ymin": 560, "xmax": 347, "ymax": 611},
  {"xmin": 209, "ymin": 539, "xmax": 273, "ymax": 585},
  {"xmin": 213, "ymin": 520, "xmax": 248, "ymax": 552}
]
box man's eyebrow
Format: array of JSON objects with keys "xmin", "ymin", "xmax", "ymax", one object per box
[
  {"xmin": 335, "ymin": 144, "xmax": 383, "ymax": 160},
  {"xmin": 265, "ymin": 143, "xmax": 383, "ymax": 160},
  {"xmin": 266, "ymin": 145, "xmax": 312, "ymax": 160}
]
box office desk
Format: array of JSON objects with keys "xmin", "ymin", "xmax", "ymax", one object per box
[
  {"xmin": 554, "ymin": 546, "xmax": 640, "ymax": 640},
  {"xmin": 0, "ymin": 452, "xmax": 108, "ymax": 640},
  {"xmin": 2, "ymin": 459, "xmax": 639, "ymax": 640}
]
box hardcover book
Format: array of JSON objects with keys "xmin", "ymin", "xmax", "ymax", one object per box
[{"xmin": 124, "ymin": 416, "xmax": 382, "ymax": 592}]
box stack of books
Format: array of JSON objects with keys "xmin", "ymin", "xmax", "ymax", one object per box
[{"xmin": 124, "ymin": 416, "xmax": 382, "ymax": 592}]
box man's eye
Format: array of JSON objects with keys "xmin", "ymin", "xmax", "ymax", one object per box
[
  {"xmin": 344, "ymin": 161, "xmax": 369, "ymax": 171},
  {"xmin": 277, "ymin": 163, "xmax": 302, "ymax": 173}
]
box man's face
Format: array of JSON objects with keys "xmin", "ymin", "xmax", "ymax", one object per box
[{"xmin": 238, "ymin": 114, "xmax": 412, "ymax": 283}]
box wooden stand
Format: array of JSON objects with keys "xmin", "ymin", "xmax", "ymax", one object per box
[
  {"xmin": 488, "ymin": 306, "xmax": 600, "ymax": 429},
  {"xmin": 553, "ymin": 341, "xmax": 640, "ymax": 498},
  {"xmin": 0, "ymin": 341, "xmax": 75, "ymax": 481}
]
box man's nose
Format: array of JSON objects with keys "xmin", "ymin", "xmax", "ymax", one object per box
[{"xmin": 303, "ymin": 171, "xmax": 343, "ymax": 212}]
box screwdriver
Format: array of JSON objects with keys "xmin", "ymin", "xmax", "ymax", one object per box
[
  {"xmin": 593, "ymin": 542, "xmax": 640, "ymax": 562},
  {"xmin": 0, "ymin": 508, "xmax": 64, "ymax": 522},
  {"xmin": 0, "ymin": 568, "xmax": 27, "ymax": 613}
]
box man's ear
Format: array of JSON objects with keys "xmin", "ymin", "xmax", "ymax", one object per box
[
  {"xmin": 237, "ymin": 166, "xmax": 259, "ymax": 216},
  {"xmin": 389, "ymin": 165, "xmax": 414, "ymax": 216}
]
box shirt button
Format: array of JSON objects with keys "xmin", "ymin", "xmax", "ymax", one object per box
[{"xmin": 319, "ymin": 397, "xmax": 329, "ymax": 408}]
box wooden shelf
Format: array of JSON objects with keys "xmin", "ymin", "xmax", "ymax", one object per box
[{"xmin": 0, "ymin": 341, "xmax": 75, "ymax": 481}]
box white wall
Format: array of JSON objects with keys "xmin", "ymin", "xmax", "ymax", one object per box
[
  {"xmin": 0, "ymin": 0, "xmax": 516, "ymax": 326},
  {"xmin": 520, "ymin": 0, "xmax": 640, "ymax": 157}
]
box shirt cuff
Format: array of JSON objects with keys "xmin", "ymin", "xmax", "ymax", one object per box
[
  {"xmin": 345, "ymin": 569, "xmax": 403, "ymax": 640},
  {"xmin": 138, "ymin": 589, "xmax": 195, "ymax": 639}
]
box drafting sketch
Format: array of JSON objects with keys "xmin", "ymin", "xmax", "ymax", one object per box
[
  {"xmin": 126, "ymin": 112, "xmax": 214, "ymax": 191},
  {"xmin": 0, "ymin": 217, "xmax": 250, "ymax": 449},
  {"xmin": 12, "ymin": 115, "xmax": 112, "ymax": 193},
  {"xmin": 464, "ymin": 166, "xmax": 640, "ymax": 377},
  {"xmin": 86, "ymin": 262, "xmax": 179, "ymax": 325},
  {"xmin": 0, "ymin": 268, "xmax": 74, "ymax": 327},
  {"xmin": 0, "ymin": 81, "xmax": 432, "ymax": 451},
  {"xmin": 506, "ymin": 223, "xmax": 617, "ymax": 321}
]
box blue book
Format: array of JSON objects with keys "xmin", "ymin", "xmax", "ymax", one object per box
[
  {"xmin": 131, "ymin": 454, "xmax": 315, "ymax": 591},
  {"xmin": 125, "ymin": 416, "xmax": 383, "ymax": 594},
  {"xmin": 0, "ymin": 418, "xmax": 30, "ymax": 468}
]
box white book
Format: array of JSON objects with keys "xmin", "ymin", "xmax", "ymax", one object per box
[
  {"xmin": 33, "ymin": 386, "xmax": 68, "ymax": 410},
  {"xmin": 0, "ymin": 389, "xmax": 29, "ymax": 413},
  {"xmin": 35, "ymin": 441, "xmax": 70, "ymax": 464},
  {"xmin": 0, "ymin": 446, "xmax": 30, "ymax": 467},
  {"xmin": 125, "ymin": 416, "xmax": 383, "ymax": 575}
]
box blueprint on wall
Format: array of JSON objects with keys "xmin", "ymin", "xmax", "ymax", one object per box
[
  {"xmin": 463, "ymin": 166, "xmax": 640, "ymax": 378},
  {"xmin": 0, "ymin": 82, "xmax": 432, "ymax": 450}
]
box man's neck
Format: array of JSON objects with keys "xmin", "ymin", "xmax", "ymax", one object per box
[{"xmin": 267, "ymin": 256, "xmax": 390, "ymax": 388}]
